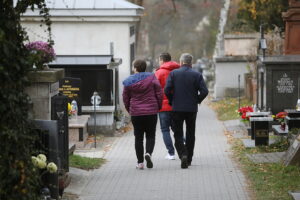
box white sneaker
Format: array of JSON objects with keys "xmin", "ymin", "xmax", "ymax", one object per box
[
  {"xmin": 136, "ymin": 163, "xmax": 144, "ymax": 170},
  {"xmin": 165, "ymin": 154, "xmax": 175, "ymax": 160}
]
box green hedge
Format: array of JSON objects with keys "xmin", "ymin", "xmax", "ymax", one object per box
[{"xmin": 0, "ymin": 1, "xmax": 51, "ymax": 199}]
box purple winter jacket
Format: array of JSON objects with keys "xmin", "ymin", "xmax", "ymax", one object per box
[{"xmin": 122, "ymin": 72, "xmax": 163, "ymax": 116}]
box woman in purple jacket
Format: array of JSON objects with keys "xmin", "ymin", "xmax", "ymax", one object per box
[{"xmin": 123, "ymin": 59, "xmax": 163, "ymax": 170}]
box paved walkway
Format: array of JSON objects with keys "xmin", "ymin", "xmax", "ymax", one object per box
[{"xmin": 75, "ymin": 103, "xmax": 251, "ymax": 200}]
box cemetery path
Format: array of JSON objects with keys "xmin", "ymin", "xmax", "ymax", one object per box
[{"xmin": 75, "ymin": 102, "xmax": 251, "ymax": 200}]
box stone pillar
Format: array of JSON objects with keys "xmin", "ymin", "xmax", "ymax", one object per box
[
  {"xmin": 283, "ymin": 0, "xmax": 300, "ymax": 55},
  {"xmin": 25, "ymin": 69, "xmax": 64, "ymax": 120}
]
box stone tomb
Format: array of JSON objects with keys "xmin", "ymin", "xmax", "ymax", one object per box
[
  {"xmin": 25, "ymin": 69, "xmax": 64, "ymax": 120},
  {"xmin": 259, "ymin": 56, "xmax": 300, "ymax": 114},
  {"xmin": 250, "ymin": 117, "xmax": 274, "ymax": 146},
  {"xmin": 285, "ymin": 109, "xmax": 300, "ymax": 130},
  {"xmin": 50, "ymin": 55, "xmax": 121, "ymax": 136},
  {"xmin": 69, "ymin": 115, "xmax": 90, "ymax": 148},
  {"xmin": 246, "ymin": 112, "xmax": 271, "ymax": 139}
]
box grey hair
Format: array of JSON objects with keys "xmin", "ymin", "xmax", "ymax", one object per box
[{"xmin": 180, "ymin": 53, "xmax": 193, "ymax": 65}]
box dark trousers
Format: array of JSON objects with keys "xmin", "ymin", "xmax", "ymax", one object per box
[
  {"xmin": 171, "ymin": 111, "xmax": 197, "ymax": 163},
  {"xmin": 131, "ymin": 114, "xmax": 157, "ymax": 163}
]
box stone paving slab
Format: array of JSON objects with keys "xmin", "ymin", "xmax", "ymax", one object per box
[
  {"xmin": 223, "ymin": 119, "xmax": 248, "ymax": 139},
  {"xmin": 65, "ymin": 167, "xmax": 91, "ymax": 196},
  {"xmin": 67, "ymin": 103, "xmax": 251, "ymax": 200},
  {"xmin": 246, "ymin": 152, "xmax": 286, "ymax": 163},
  {"xmin": 223, "ymin": 119, "xmax": 241, "ymax": 127},
  {"xmin": 242, "ymin": 138, "xmax": 276, "ymax": 148},
  {"xmin": 290, "ymin": 192, "xmax": 300, "ymax": 200}
]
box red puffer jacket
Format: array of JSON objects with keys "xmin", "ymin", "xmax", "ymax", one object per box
[{"xmin": 155, "ymin": 61, "xmax": 180, "ymax": 112}]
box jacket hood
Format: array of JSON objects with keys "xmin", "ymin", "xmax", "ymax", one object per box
[
  {"xmin": 123, "ymin": 72, "xmax": 154, "ymax": 88},
  {"xmin": 157, "ymin": 61, "xmax": 180, "ymax": 71}
]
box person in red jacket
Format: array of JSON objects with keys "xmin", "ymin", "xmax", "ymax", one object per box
[{"xmin": 155, "ymin": 53, "xmax": 180, "ymax": 160}]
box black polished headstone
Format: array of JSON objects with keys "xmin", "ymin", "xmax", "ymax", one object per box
[
  {"xmin": 59, "ymin": 77, "xmax": 82, "ymax": 114},
  {"xmin": 51, "ymin": 94, "xmax": 69, "ymax": 172},
  {"xmin": 33, "ymin": 120, "xmax": 60, "ymax": 200},
  {"xmin": 250, "ymin": 117, "xmax": 273, "ymax": 146},
  {"xmin": 285, "ymin": 109, "xmax": 300, "ymax": 118},
  {"xmin": 261, "ymin": 56, "xmax": 300, "ymax": 114}
]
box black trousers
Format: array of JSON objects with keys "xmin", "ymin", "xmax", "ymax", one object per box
[
  {"xmin": 131, "ymin": 114, "xmax": 157, "ymax": 163},
  {"xmin": 171, "ymin": 111, "xmax": 197, "ymax": 163}
]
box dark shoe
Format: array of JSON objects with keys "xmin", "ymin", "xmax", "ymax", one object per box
[
  {"xmin": 145, "ymin": 153, "xmax": 153, "ymax": 168},
  {"xmin": 181, "ymin": 155, "xmax": 188, "ymax": 169}
]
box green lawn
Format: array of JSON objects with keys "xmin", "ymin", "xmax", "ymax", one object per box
[
  {"xmin": 69, "ymin": 154, "xmax": 106, "ymax": 170},
  {"xmin": 208, "ymin": 97, "xmax": 253, "ymax": 121},
  {"xmin": 210, "ymin": 97, "xmax": 300, "ymax": 200},
  {"xmin": 232, "ymin": 139, "xmax": 300, "ymax": 200}
]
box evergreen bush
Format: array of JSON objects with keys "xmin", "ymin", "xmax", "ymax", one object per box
[{"xmin": 0, "ymin": 1, "xmax": 52, "ymax": 199}]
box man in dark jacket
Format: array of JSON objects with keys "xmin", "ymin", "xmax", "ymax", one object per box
[{"xmin": 165, "ymin": 53, "xmax": 208, "ymax": 169}]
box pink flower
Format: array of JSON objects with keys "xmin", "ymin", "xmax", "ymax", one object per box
[{"xmin": 25, "ymin": 41, "xmax": 55, "ymax": 68}]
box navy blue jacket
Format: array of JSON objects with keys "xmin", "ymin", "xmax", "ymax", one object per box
[{"xmin": 164, "ymin": 65, "xmax": 208, "ymax": 112}]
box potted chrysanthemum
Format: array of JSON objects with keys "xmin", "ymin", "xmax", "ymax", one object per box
[
  {"xmin": 31, "ymin": 154, "xmax": 58, "ymax": 199},
  {"xmin": 25, "ymin": 41, "xmax": 56, "ymax": 70}
]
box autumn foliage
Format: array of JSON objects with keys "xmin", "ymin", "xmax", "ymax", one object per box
[{"xmin": 235, "ymin": 0, "xmax": 289, "ymax": 32}]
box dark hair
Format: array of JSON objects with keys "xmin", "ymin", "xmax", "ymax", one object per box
[
  {"xmin": 133, "ymin": 59, "xmax": 147, "ymax": 72},
  {"xmin": 159, "ymin": 52, "xmax": 171, "ymax": 62}
]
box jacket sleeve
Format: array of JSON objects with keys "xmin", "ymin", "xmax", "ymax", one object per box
[
  {"xmin": 122, "ymin": 86, "xmax": 131, "ymax": 113},
  {"xmin": 197, "ymin": 74, "xmax": 209, "ymax": 104},
  {"xmin": 155, "ymin": 70, "xmax": 163, "ymax": 88},
  {"xmin": 153, "ymin": 77, "xmax": 163, "ymax": 110},
  {"xmin": 164, "ymin": 72, "xmax": 174, "ymax": 106}
]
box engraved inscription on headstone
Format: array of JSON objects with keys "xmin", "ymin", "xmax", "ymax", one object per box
[
  {"xmin": 59, "ymin": 77, "xmax": 82, "ymax": 114},
  {"xmin": 59, "ymin": 77, "xmax": 81, "ymax": 100},
  {"xmin": 255, "ymin": 130, "xmax": 268, "ymax": 137},
  {"xmin": 276, "ymin": 73, "xmax": 295, "ymax": 94}
]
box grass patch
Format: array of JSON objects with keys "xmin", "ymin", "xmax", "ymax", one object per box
[
  {"xmin": 209, "ymin": 97, "xmax": 300, "ymax": 199},
  {"xmin": 69, "ymin": 154, "xmax": 106, "ymax": 170},
  {"xmin": 208, "ymin": 97, "xmax": 253, "ymax": 121},
  {"xmin": 232, "ymin": 139, "xmax": 300, "ymax": 200}
]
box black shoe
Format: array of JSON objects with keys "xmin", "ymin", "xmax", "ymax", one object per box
[
  {"xmin": 181, "ymin": 155, "xmax": 188, "ymax": 169},
  {"xmin": 145, "ymin": 153, "xmax": 153, "ymax": 168}
]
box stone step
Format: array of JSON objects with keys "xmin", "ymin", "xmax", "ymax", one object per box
[{"xmin": 69, "ymin": 143, "xmax": 76, "ymax": 154}]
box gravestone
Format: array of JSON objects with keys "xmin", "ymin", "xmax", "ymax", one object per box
[
  {"xmin": 33, "ymin": 120, "xmax": 60, "ymax": 200},
  {"xmin": 250, "ymin": 117, "xmax": 273, "ymax": 146},
  {"xmin": 261, "ymin": 56, "xmax": 300, "ymax": 114},
  {"xmin": 284, "ymin": 109, "xmax": 300, "ymax": 130},
  {"xmin": 59, "ymin": 77, "xmax": 82, "ymax": 114},
  {"xmin": 284, "ymin": 133, "xmax": 300, "ymax": 166}
]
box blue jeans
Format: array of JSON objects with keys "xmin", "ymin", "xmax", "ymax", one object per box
[{"xmin": 159, "ymin": 112, "xmax": 175, "ymax": 155}]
